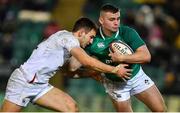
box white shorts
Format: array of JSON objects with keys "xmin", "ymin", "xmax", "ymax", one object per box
[
  {"xmin": 5, "ymin": 68, "xmax": 53, "ymax": 107},
  {"xmin": 103, "ymin": 67, "xmax": 154, "ymax": 102}
]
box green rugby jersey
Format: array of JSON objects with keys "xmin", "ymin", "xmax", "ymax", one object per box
[{"xmin": 85, "ymin": 26, "xmax": 145, "ymax": 81}]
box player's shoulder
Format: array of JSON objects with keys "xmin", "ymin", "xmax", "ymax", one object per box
[
  {"xmin": 119, "ymin": 25, "xmax": 136, "ymax": 32},
  {"xmin": 51, "ymin": 30, "xmax": 76, "ymax": 42},
  {"xmin": 49, "ymin": 30, "xmax": 78, "ymax": 46},
  {"xmin": 56, "ymin": 30, "xmax": 73, "ymax": 38},
  {"xmin": 119, "ymin": 25, "xmax": 138, "ymax": 36}
]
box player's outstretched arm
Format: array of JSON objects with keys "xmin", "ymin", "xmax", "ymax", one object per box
[
  {"xmin": 70, "ymin": 47, "xmax": 132, "ymax": 79},
  {"xmin": 71, "ymin": 47, "xmax": 114, "ymax": 73}
]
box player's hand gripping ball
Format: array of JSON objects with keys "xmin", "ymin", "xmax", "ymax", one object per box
[{"xmin": 107, "ymin": 40, "xmax": 134, "ymax": 82}]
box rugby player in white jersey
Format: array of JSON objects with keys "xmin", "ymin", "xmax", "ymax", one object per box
[{"xmin": 0, "ymin": 17, "xmax": 131, "ymax": 112}]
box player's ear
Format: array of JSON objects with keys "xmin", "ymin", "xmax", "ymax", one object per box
[
  {"xmin": 78, "ymin": 29, "xmax": 86, "ymax": 37},
  {"xmin": 99, "ymin": 17, "xmax": 103, "ymax": 25}
]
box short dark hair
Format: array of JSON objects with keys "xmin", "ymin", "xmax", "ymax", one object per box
[
  {"xmin": 72, "ymin": 17, "xmax": 97, "ymax": 33},
  {"xmin": 100, "ymin": 4, "xmax": 120, "ymax": 13}
]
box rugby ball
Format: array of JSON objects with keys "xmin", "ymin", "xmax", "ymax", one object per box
[{"xmin": 109, "ymin": 40, "xmax": 133, "ymax": 55}]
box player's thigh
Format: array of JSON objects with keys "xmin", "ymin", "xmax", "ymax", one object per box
[
  {"xmin": 134, "ymin": 84, "xmax": 166, "ymax": 112},
  {"xmin": 0, "ymin": 99, "xmax": 22, "ymax": 112},
  {"xmin": 34, "ymin": 87, "xmax": 78, "ymax": 112},
  {"xmin": 110, "ymin": 97, "xmax": 133, "ymax": 112}
]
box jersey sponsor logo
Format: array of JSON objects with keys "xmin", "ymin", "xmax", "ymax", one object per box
[{"xmin": 97, "ymin": 42, "xmax": 105, "ymax": 48}]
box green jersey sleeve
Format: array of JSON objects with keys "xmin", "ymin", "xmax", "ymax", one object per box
[{"xmin": 121, "ymin": 26, "xmax": 145, "ymax": 51}]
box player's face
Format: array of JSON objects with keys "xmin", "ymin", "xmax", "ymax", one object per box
[
  {"xmin": 81, "ymin": 29, "xmax": 96, "ymax": 48},
  {"xmin": 99, "ymin": 11, "xmax": 120, "ymax": 33}
]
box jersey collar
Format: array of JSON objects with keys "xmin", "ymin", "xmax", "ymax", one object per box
[{"xmin": 99, "ymin": 27, "xmax": 119, "ymax": 40}]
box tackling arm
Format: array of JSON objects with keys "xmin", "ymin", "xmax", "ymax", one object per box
[
  {"xmin": 70, "ymin": 47, "xmax": 132, "ymax": 80},
  {"xmin": 70, "ymin": 47, "xmax": 115, "ymax": 73},
  {"xmin": 67, "ymin": 56, "xmax": 103, "ymax": 81}
]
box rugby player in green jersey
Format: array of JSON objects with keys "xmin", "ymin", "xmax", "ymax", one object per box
[
  {"xmin": 70, "ymin": 4, "xmax": 167, "ymax": 112},
  {"xmin": 87, "ymin": 4, "xmax": 167, "ymax": 112}
]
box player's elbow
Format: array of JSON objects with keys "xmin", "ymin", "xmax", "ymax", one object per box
[
  {"xmin": 69, "ymin": 68, "xmax": 77, "ymax": 72},
  {"xmin": 81, "ymin": 63, "xmax": 89, "ymax": 67},
  {"xmin": 144, "ymin": 53, "xmax": 151, "ymax": 63}
]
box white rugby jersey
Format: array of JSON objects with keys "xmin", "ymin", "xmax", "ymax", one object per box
[{"xmin": 20, "ymin": 30, "xmax": 80, "ymax": 83}]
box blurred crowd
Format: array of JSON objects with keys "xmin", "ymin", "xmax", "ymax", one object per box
[
  {"xmin": 0, "ymin": 0, "xmax": 60, "ymax": 89},
  {"xmin": 123, "ymin": 4, "xmax": 180, "ymax": 94},
  {"xmin": 0, "ymin": 0, "xmax": 180, "ymax": 94}
]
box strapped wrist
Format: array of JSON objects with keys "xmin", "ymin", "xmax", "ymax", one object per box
[{"xmin": 111, "ymin": 64, "xmax": 121, "ymax": 73}]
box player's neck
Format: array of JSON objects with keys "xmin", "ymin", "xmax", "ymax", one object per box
[
  {"xmin": 100, "ymin": 27, "xmax": 119, "ymax": 40},
  {"xmin": 101, "ymin": 27, "xmax": 113, "ymax": 37}
]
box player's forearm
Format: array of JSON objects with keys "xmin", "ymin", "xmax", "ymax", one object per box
[
  {"xmin": 120, "ymin": 51, "xmax": 151, "ymax": 64},
  {"xmin": 71, "ymin": 47, "xmax": 116, "ymax": 74},
  {"xmin": 69, "ymin": 56, "xmax": 114, "ymax": 74},
  {"xmin": 84, "ymin": 56, "xmax": 115, "ymax": 73},
  {"xmin": 113, "ymin": 45, "xmax": 151, "ymax": 64}
]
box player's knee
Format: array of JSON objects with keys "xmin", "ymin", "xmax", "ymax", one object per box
[
  {"xmin": 56, "ymin": 102, "xmax": 78, "ymax": 112},
  {"xmin": 73, "ymin": 103, "xmax": 79, "ymax": 112},
  {"xmin": 160, "ymin": 105, "xmax": 167, "ymax": 112},
  {"xmin": 156, "ymin": 107, "xmax": 166, "ymax": 112},
  {"xmin": 153, "ymin": 104, "xmax": 167, "ymax": 112},
  {"xmin": 68, "ymin": 102, "xmax": 79, "ymax": 112}
]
